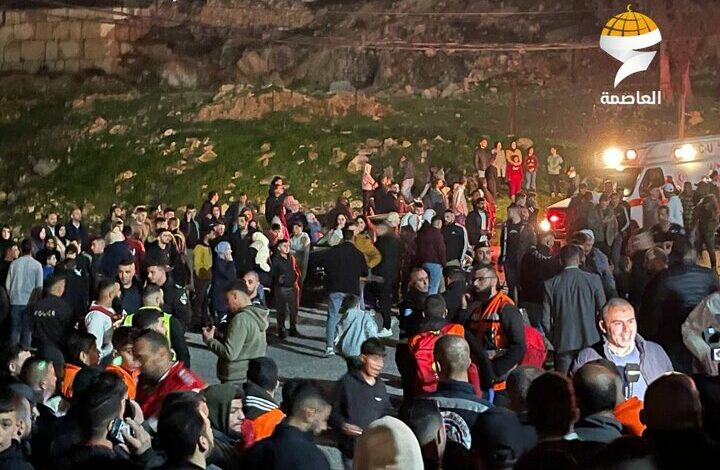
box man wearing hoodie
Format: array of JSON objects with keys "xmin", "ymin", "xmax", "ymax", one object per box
[
  {"xmin": 202, "ymin": 280, "xmax": 269, "ymax": 384},
  {"xmin": 99, "ymin": 230, "xmax": 132, "ymax": 279},
  {"xmin": 84, "ymin": 278, "xmax": 123, "ymax": 363},
  {"xmin": 244, "ymin": 357, "xmax": 286, "ymax": 442},
  {"xmin": 334, "ymin": 295, "xmax": 379, "ymax": 358},
  {"xmin": 203, "ymin": 383, "xmax": 256, "ymax": 468}
]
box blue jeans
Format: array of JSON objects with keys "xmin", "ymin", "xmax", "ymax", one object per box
[
  {"xmin": 10, "ymin": 305, "xmax": 30, "ymax": 347},
  {"xmin": 423, "ymin": 262, "xmax": 443, "ymax": 295},
  {"xmin": 327, "ymin": 292, "xmax": 348, "ymax": 349},
  {"xmin": 525, "ymin": 171, "xmax": 536, "ymax": 191}
]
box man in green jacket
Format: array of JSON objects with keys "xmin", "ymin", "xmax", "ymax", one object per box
[{"xmin": 202, "ymin": 280, "xmax": 269, "ymax": 384}]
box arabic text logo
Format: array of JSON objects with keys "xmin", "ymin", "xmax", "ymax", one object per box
[{"xmin": 599, "ymin": 4, "xmax": 662, "ymax": 88}]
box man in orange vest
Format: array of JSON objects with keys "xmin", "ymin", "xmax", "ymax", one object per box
[
  {"xmin": 467, "ymin": 266, "xmax": 526, "ymax": 406},
  {"xmin": 243, "ymin": 357, "xmax": 285, "ymax": 442},
  {"xmin": 105, "ymin": 326, "xmax": 140, "ymax": 400},
  {"xmin": 61, "ymin": 331, "xmax": 100, "ymax": 399}
]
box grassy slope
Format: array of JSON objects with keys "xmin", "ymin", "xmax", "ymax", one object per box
[{"xmin": 0, "ymin": 76, "xmax": 718, "ymax": 230}]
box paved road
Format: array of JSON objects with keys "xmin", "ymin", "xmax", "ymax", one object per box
[{"xmin": 187, "ymin": 304, "xmax": 402, "ymax": 470}]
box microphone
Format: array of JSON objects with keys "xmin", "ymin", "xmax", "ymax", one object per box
[{"xmin": 624, "ymin": 363, "xmax": 641, "ymax": 399}]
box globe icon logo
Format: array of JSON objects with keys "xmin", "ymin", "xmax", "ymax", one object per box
[{"xmin": 599, "ymin": 4, "xmax": 662, "ymax": 87}]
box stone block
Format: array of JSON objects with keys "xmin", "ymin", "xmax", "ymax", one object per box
[
  {"xmin": 68, "ymin": 22, "xmax": 82, "ymax": 40},
  {"xmin": 34, "ymin": 22, "xmax": 55, "ymax": 41},
  {"xmin": 4, "ymin": 41, "xmax": 20, "ymax": 63},
  {"xmin": 54, "ymin": 60, "xmax": 65, "ymax": 72},
  {"xmin": 83, "ymin": 39, "xmax": 106, "ymax": 59},
  {"xmin": 46, "ymin": 41, "xmax": 58, "ymax": 61},
  {"xmin": 20, "ymin": 41, "xmax": 45, "ymax": 61},
  {"xmin": 22, "ymin": 60, "xmax": 42, "ymax": 73},
  {"xmin": 0, "ymin": 26, "xmax": 13, "ymax": 43},
  {"xmin": 99, "ymin": 23, "xmax": 115, "ymax": 39},
  {"xmin": 58, "ymin": 40, "xmax": 81, "ymax": 59},
  {"xmin": 65, "ymin": 59, "xmax": 80, "ymax": 73},
  {"xmin": 4, "ymin": 11, "xmax": 22, "ymax": 26},
  {"xmin": 13, "ymin": 23, "xmax": 34, "ymax": 41},
  {"xmin": 47, "ymin": 9, "xmax": 68, "ymax": 22},
  {"xmin": 81, "ymin": 22, "xmax": 101, "ymax": 39}
]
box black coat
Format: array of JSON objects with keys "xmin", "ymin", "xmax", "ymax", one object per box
[
  {"xmin": 0, "ymin": 442, "xmax": 34, "ymax": 470},
  {"xmin": 161, "ymin": 278, "xmax": 192, "ymax": 328},
  {"xmin": 324, "ymin": 242, "xmax": 368, "ymax": 295},
  {"xmin": 574, "ymin": 413, "xmax": 623, "ymax": 443},
  {"xmin": 30, "ymin": 294, "xmax": 74, "ymax": 349},
  {"xmin": 230, "ymin": 230, "xmax": 256, "ymax": 275},
  {"xmin": 519, "ymin": 246, "xmax": 560, "ymax": 303},
  {"xmin": 472, "ymin": 406, "xmax": 537, "ymax": 470},
  {"xmin": 442, "ymin": 280, "xmax": 467, "ymax": 324},
  {"xmin": 374, "ymin": 233, "xmax": 400, "ymax": 282},
  {"xmin": 242, "ymin": 422, "xmax": 331, "ymax": 470},
  {"xmin": 64, "ymin": 221, "xmax": 89, "ymax": 251},
  {"xmin": 639, "ymin": 261, "xmax": 718, "ymax": 373},
  {"xmin": 330, "ymin": 370, "xmax": 392, "ymax": 458}
]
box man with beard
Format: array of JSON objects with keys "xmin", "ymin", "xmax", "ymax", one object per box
[
  {"xmin": 117, "ymin": 258, "xmax": 142, "ymax": 314},
  {"xmin": 472, "ymin": 237, "xmax": 494, "ymax": 269},
  {"xmin": 467, "ymin": 266, "xmax": 526, "ymax": 406},
  {"xmin": 230, "ymin": 213, "xmax": 256, "ymax": 276},
  {"xmin": 466, "ymin": 198, "xmax": 492, "ymax": 249},
  {"xmin": 499, "ymin": 205, "xmax": 529, "ymax": 301}
]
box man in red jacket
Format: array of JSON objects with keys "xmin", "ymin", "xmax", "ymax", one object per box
[{"xmin": 134, "ymin": 329, "xmax": 206, "ymax": 428}]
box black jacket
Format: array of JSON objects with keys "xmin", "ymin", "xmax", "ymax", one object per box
[
  {"xmin": 472, "ymin": 298, "xmax": 527, "ymax": 379},
  {"xmin": 374, "ymin": 233, "xmax": 400, "ymax": 282},
  {"xmin": 271, "ymin": 254, "xmax": 297, "ymax": 288},
  {"xmin": 0, "ymin": 441, "xmax": 34, "ymax": 470},
  {"xmin": 160, "ymin": 278, "xmax": 192, "ymax": 328},
  {"xmin": 574, "ymin": 413, "xmax": 623, "ymax": 443},
  {"xmin": 442, "ymin": 280, "xmax": 468, "ymax": 324},
  {"xmin": 243, "ymin": 422, "xmax": 331, "ymax": 470},
  {"xmin": 324, "ymin": 242, "xmax": 368, "ymax": 295},
  {"xmin": 330, "ymin": 370, "xmax": 393, "ymax": 458},
  {"xmin": 30, "ymin": 294, "xmax": 74, "ymax": 349},
  {"xmin": 57, "ymin": 265, "xmax": 90, "ymax": 324},
  {"xmin": 466, "ymin": 210, "xmax": 490, "ymax": 248},
  {"xmin": 180, "ymin": 217, "xmax": 201, "ymax": 250},
  {"xmin": 264, "ymin": 192, "xmax": 288, "ymax": 224},
  {"xmin": 472, "ymin": 406, "xmax": 537, "ymax": 470},
  {"xmin": 65, "ymin": 221, "xmax": 89, "ymax": 251},
  {"xmin": 56, "ymin": 444, "xmax": 151, "ymax": 470},
  {"xmin": 443, "ymin": 223, "xmax": 467, "ymax": 262},
  {"xmin": 499, "ymin": 221, "xmax": 533, "ymax": 268},
  {"xmin": 119, "ymin": 278, "xmax": 142, "ymax": 314},
  {"xmin": 398, "ymin": 287, "xmax": 427, "ymax": 337},
  {"xmin": 229, "ymin": 230, "xmax": 256, "ymax": 275},
  {"xmin": 519, "ymin": 246, "xmax": 560, "ymax": 303},
  {"xmin": 640, "ymin": 261, "xmax": 718, "ymax": 373},
  {"xmin": 243, "ymin": 380, "xmax": 281, "ymax": 420}
]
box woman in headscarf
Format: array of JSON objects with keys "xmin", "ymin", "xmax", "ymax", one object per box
[
  {"xmin": 203, "ymin": 383, "xmax": 256, "ymax": 468},
  {"xmin": 30, "ymin": 226, "xmax": 47, "ymax": 257},
  {"xmin": 250, "ymin": 231, "xmax": 272, "ymax": 287}
]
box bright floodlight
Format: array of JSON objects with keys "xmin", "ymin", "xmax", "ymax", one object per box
[
  {"xmin": 539, "ymin": 219, "xmax": 552, "ymax": 232},
  {"xmin": 626, "ymin": 149, "xmax": 637, "ymax": 160},
  {"xmin": 603, "ymin": 147, "xmax": 624, "ymax": 168},
  {"xmin": 674, "ymin": 144, "xmax": 696, "ymax": 161}
]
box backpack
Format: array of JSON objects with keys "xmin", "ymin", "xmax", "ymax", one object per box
[
  {"xmin": 520, "ymin": 324, "xmax": 547, "ymax": 368},
  {"xmin": 408, "ymin": 323, "xmax": 482, "ymax": 397}
]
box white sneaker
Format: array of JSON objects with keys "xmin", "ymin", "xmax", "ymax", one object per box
[
  {"xmin": 324, "ymin": 347, "xmax": 335, "ymax": 358},
  {"xmin": 377, "ymin": 328, "xmax": 393, "ymax": 338}
]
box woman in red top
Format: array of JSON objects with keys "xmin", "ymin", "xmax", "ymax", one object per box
[
  {"xmin": 507, "ymin": 151, "xmax": 524, "ymax": 198},
  {"xmin": 524, "ymin": 146, "xmax": 538, "ymax": 191}
]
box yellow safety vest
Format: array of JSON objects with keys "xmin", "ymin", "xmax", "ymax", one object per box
[{"xmin": 123, "ymin": 308, "xmax": 176, "ymax": 361}]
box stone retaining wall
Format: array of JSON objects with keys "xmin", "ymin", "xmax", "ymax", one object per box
[{"xmin": 0, "ymin": 7, "xmax": 152, "ymax": 74}]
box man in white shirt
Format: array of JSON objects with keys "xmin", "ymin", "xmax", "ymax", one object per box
[
  {"xmin": 663, "ymin": 183, "xmax": 684, "ymax": 226},
  {"xmin": 84, "ymin": 278, "xmax": 123, "ymax": 363}
]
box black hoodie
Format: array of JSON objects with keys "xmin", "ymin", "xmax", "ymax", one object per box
[{"xmin": 0, "ymin": 441, "xmax": 33, "ymax": 470}]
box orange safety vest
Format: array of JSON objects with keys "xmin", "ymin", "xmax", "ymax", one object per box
[
  {"xmin": 469, "ymin": 292, "xmax": 515, "ymax": 391},
  {"xmin": 106, "ymin": 364, "xmax": 140, "ymax": 400},
  {"xmin": 251, "ymin": 408, "xmax": 286, "ymax": 442},
  {"xmin": 61, "ymin": 363, "xmax": 82, "ymax": 399}
]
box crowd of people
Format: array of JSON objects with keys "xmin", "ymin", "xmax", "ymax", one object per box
[{"xmin": 0, "ymin": 141, "xmax": 720, "ymax": 470}]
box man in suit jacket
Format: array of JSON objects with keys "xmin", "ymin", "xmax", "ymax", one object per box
[{"xmin": 543, "ymin": 244, "xmax": 606, "ymax": 374}]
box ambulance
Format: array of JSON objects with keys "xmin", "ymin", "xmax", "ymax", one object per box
[{"xmin": 542, "ymin": 134, "xmax": 720, "ymax": 237}]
